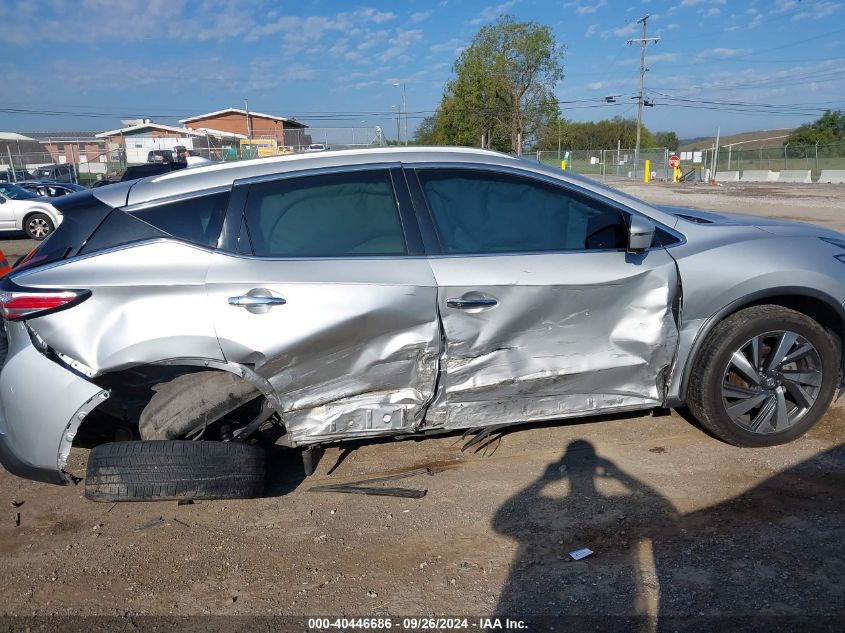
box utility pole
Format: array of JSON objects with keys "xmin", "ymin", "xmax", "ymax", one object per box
[{"xmin": 627, "ymin": 15, "xmax": 659, "ymax": 172}]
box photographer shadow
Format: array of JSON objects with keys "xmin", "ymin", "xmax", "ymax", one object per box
[{"xmin": 492, "ymin": 439, "xmax": 679, "ymax": 625}]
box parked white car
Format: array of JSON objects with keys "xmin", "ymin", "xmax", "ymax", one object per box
[{"xmin": 0, "ymin": 183, "xmax": 63, "ymax": 240}]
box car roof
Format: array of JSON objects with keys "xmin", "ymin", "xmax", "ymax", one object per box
[
  {"xmin": 103, "ymin": 147, "xmax": 518, "ymax": 206},
  {"xmin": 88, "ymin": 146, "xmax": 679, "ymax": 228}
]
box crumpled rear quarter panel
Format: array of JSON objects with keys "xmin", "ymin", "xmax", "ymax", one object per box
[{"xmin": 12, "ymin": 242, "xmax": 223, "ymax": 372}]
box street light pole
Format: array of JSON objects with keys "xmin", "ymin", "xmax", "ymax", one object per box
[
  {"xmin": 393, "ymin": 82, "xmax": 408, "ymax": 145},
  {"xmin": 392, "ymin": 105, "xmax": 400, "ymax": 145}
]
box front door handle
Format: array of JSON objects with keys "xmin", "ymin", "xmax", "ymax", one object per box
[
  {"xmin": 228, "ymin": 296, "xmax": 287, "ymax": 307},
  {"xmin": 228, "ymin": 289, "xmax": 286, "ymax": 314},
  {"xmin": 446, "ymin": 297, "xmax": 498, "ymax": 309}
]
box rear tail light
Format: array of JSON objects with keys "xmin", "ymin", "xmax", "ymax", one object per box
[{"xmin": 0, "ymin": 279, "xmax": 90, "ymax": 321}]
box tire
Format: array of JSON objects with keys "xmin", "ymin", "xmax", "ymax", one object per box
[
  {"xmin": 139, "ymin": 371, "xmax": 259, "ymax": 440},
  {"xmin": 687, "ymin": 305, "xmax": 839, "ymax": 447},
  {"xmin": 24, "ymin": 212, "xmax": 54, "ymax": 241},
  {"xmin": 84, "ymin": 440, "xmax": 266, "ymax": 502}
]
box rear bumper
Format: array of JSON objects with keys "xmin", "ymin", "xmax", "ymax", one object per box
[{"xmin": 0, "ymin": 320, "xmax": 108, "ymax": 485}]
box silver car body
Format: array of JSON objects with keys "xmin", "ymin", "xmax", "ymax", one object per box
[{"xmin": 2, "ymin": 147, "xmax": 844, "ymax": 484}]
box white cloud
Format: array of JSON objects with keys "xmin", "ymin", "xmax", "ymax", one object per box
[
  {"xmin": 585, "ymin": 24, "xmax": 599, "ymax": 37},
  {"xmin": 410, "ymin": 11, "xmax": 432, "ymax": 23},
  {"xmin": 245, "ymin": 8, "xmax": 396, "ymax": 51},
  {"xmin": 621, "ymin": 52, "xmax": 679, "ymax": 65},
  {"xmin": 792, "ymin": 1, "xmax": 841, "ymax": 20},
  {"xmin": 703, "ymin": 7, "xmax": 721, "ymax": 17},
  {"xmin": 693, "ymin": 47, "xmax": 745, "ymax": 63},
  {"xmin": 749, "ymin": 13, "xmax": 764, "ymax": 28},
  {"xmin": 1, "ymin": 0, "xmax": 266, "ymax": 44},
  {"xmin": 378, "ymin": 29, "xmax": 424, "ymax": 63},
  {"xmin": 680, "ymin": 0, "xmax": 725, "ymax": 5},
  {"xmin": 771, "ymin": 0, "xmax": 797, "ymax": 14},
  {"xmin": 469, "ymin": 0, "xmax": 520, "ymax": 25},
  {"xmin": 563, "ymin": 0, "xmax": 607, "ymax": 15},
  {"xmin": 430, "ymin": 38, "xmax": 464, "ymax": 54}
]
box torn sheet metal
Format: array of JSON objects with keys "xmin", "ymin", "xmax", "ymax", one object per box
[
  {"xmin": 206, "ymin": 253, "xmax": 441, "ymax": 444},
  {"xmin": 0, "ymin": 321, "xmax": 108, "ymax": 484},
  {"xmin": 425, "ymin": 249, "xmax": 680, "ymax": 429}
]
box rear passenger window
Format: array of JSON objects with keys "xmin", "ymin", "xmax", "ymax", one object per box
[
  {"xmin": 79, "ymin": 191, "xmax": 229, "ymax": 256},
  {"xmin": 129, "ymin": 192, "xmax": 229, "ymax": 248},
  {"xmin": 244, "ymin": 170, "xmax": 406, "ymax": 257}
]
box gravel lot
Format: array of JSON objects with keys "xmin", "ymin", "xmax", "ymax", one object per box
[{"xmin": 0, "ymin": 182, "xmax": 843, "ymax": 629}]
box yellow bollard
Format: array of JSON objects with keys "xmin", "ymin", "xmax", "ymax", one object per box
[
  {"xmin": 644, "ymin": 159, "xmax": 650, "ymax": 183},
  {"xmin": 560, "ymin": 160, "xmax": 567, "ymax": 170}
]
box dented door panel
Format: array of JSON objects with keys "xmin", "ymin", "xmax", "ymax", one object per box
[
  {"xmin": 425, "ymin": 251, "xmax": 680, "ymax": 428},
  {"xmin": 207, "ymin": 253, "xmax": 440, "ymax": 444}
]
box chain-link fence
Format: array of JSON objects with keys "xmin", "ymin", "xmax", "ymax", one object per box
[
  {"xmin": 535, "ymin": 148, "xmax": 674, "ymax": 182},
  {"xmin": 709, "ymin": 142, "xmax": 845, "ymax": 180},
  {"xmin": 0, "ymin": 127, "xmax": 386, "ymax": 187},
  {"xmin": 535, "ymin": 142, "xmax": 845, "ymax": 183}
]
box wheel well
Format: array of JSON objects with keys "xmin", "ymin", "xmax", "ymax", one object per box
[
  {"xmin": 740, "ymin": 295, "xmax": 844, "ymax": 347},
  {"xmin": 75, "ymin": 365, "xmax": 251, "ymax": 446},
  {"xmin": 680, "ymin": 292, "xmax": 845, "ymax": 400}
]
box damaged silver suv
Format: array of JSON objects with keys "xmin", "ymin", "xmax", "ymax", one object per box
[{"xmin": 1, "ymin": 147, "xmax": 843, "ymax": 501}]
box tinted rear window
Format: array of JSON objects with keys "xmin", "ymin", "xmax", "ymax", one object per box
[{"xmin": 80, "ymin": 191, "xmax": 229, "ymax": 255}]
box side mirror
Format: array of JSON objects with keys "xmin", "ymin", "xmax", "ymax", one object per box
[
  {"xmin": 0, "ymin": 196, "xmax": 6, "ymax": 204},
  {"xmin": 628, "ymin": 215, "xmax": 656, "ymax": 254}
]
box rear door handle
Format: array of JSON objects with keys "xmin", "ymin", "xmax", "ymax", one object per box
[
  {"xmin": 446, "ymin": 297, "xmax": 498, "ymax": 309},
  {"xmin": 228, "ymin": 295, "xmax": 287, "ymax": 307}
]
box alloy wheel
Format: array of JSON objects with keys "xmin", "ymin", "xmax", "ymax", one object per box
[
  {"xmin": 721, "ymin": 330, "xmax": 823, "ymax": 434},
  {"xmin": 28, "ymin": 217, "xmax": 51, "ymax": 239}
]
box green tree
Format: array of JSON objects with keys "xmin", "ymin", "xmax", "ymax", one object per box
[
  {"xmin": 787, "ymin": 110, "xmax": 845, "ymax": 146},
  {"xmin": 417, "ymin": 15, "xmax": 565, "ymax": 152},
  {"xmin": 534, "ymin": 117, "xmax": 654, "ymax": 150},
  {"xmin": 653, "ymin": 131, "xmax": 679, "ymax": 150}
]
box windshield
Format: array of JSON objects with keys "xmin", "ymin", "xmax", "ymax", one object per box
[{"xmin": 0, "ymin": 183, "xmax": 38, "ymax": 200}]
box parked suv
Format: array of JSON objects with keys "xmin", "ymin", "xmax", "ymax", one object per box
[
  {"xmin": 147, "ymin": 149, "xmax": 174, "ymax": 163},
  {"xmin": 0, "ymin": 148, "xmax": 842, "ymax": 502},
  {"xmin": 30, "ymin": 164, "xmax": 76, "ymax": 183}
]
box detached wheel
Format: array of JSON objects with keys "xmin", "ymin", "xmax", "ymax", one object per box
[
  {"xmin": 24, "ymin": 212, "xmax": 54, "ymax": 240},
  {"xmin": 84, "ymin": 440, "xmax": 265, "ymax": 502},
  {"xmin": 687, "ymin": 305, "xmax": 839, "ymax": 447}
]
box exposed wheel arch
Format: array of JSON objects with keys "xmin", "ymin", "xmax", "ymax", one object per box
[
  {"xmin": 83, "ymin": 360, "xmax": 284, "ymax": 444},
  {"xmin": 678, "ymin": 288, "xmax": 845, "ymax": 402}
]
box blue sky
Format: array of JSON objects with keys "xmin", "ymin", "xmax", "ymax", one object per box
[{"xmin": 1, "ymin": 0, "xmax": 843, "ymax": 140}]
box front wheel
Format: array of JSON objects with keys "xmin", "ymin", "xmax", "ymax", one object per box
[
  {"xmin": 686, "ymin": 305, "xmax": 839, "ymax": 447},
  {"xmin": 24, "ymin": 212, "xmax": 54, "ymax": 240}
]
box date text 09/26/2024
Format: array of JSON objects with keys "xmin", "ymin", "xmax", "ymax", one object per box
[{"xmin": 307, "ymin": 617, "xmax": 528, "ymax": 630}]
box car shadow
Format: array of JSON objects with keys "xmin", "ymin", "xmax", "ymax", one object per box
[
  {"xmin": 491, "ymin": 440, "xmax": 844, "ymax": 631},
  {"xmin": 262, "ymin": 446, "xmax": 308, "ymax": 497}
]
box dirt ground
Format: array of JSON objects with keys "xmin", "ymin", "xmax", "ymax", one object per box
[{"xmin": 1, "ymin": 183, "xmax": 844, "ymax": 630}]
